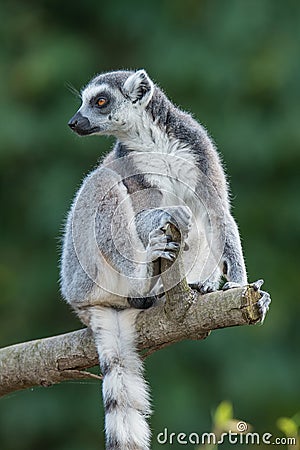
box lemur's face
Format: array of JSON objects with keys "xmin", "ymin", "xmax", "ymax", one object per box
[{"xmin": 68, "ymin": 70, "xmax": 154, "ymax": 137}]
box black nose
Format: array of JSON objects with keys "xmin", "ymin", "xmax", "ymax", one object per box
[
  {"xmin": 68, "ymin": 112, "xmax": 92, "ymax": 135},
  {"xmin": 68, "ymin": 112, "xmax": 83, "ymax": 130},
  {"xmin": 68, "ymin": 117, "xmax": 78, "ymax": 130}
]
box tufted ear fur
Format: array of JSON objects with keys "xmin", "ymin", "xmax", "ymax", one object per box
[{"xmin": 123, "ymin": 70, "xmax": 154, "ymax": 106}]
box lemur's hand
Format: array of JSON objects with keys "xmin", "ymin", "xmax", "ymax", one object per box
[
  {"xmin": 146, "ymin": 206, "xmax": 192, "ymax": 262},
  {"xmin": 146, "ymin": 228, "xmax": 180, "ymax": 262},
  {"xmin": 160, "ymin": 206, "xmax": 192, "ymax": 237}
]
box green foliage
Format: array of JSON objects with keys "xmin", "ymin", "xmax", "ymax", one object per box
[
  {"xmin": 198, "ymin": 401, "xmax": 250, "ymax": 449},
  {"xmin": 277, "ymin": 416, "xmax": 299, "ymax": 441},
  {"xmin": 0, "ymin": 0, "xmax": 299, "ymax": 449},
  {"xmin": 197, "ymin": 402, "xmax": 299, "ymax": 449},
  {"xmin": 214, "ymin": 401, "xmax": 234, "ymax": 429}
]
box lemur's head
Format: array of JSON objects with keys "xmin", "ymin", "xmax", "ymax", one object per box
[{"xmin": 68, "ymin": 69, "xmax": 154, "ymax": 137}]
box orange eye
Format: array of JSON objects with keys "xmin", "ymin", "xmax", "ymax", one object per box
[{"xmin": 97, "ymin": 98, "xmax": 107, "ymax": 107}]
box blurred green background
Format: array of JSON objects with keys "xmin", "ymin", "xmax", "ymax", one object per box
[{"xmin": 1, "ymin": 0, "xmax": 299, "ymax": 449}]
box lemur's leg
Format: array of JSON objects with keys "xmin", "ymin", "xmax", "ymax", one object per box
[
  {"xmin": 193, "ymin": 184, "xmax": 247, "ymax": 293},
  {"xmin": 221, "ymin": 212, "xmax": 246, "ymax": 287},
  {"xmin": 62, "ymin": 168, "xmax": 191, "ymax": 308},
  {"xmin": 128, "ymin": 206, "xmax": 192, "ymax": 308},
  {"xmin": 220, "ymin": 212, "xmax": 247, "ymax": 289}
]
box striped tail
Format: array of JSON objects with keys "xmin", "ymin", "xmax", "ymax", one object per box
[{"xmin": 90, "ymin": 307, "xmax": 151, "ymax": 450}]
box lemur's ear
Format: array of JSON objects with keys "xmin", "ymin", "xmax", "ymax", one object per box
[{"xmin": 123, "ymin": 70, "xmax": 154, "ymax": 106}]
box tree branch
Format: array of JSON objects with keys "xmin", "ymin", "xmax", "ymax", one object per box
[
  {"xmin": 0, "ymin": 225, "xmax": 269, "ymax": 397},
  {"xmin": 0, "ymin": 285, "xmax": 266, "ymax": 398}
]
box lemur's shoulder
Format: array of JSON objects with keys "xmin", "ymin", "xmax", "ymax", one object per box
[
  {"xmin": 148, "ymin": 86, "xmax": 219, "ymax": 159},
  {"xmin": 146, "ymin": 87, "xmax": 227, "ymax": 194}
]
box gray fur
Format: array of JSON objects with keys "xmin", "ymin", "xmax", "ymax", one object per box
[{"xmin": 61, "ymin": 69, "xmax": 247, "ymax": 449}]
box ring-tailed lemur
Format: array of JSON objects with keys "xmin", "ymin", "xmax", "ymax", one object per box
[{"xmin": 61, "ymin": 69, "xmax": 248, "ymax": 450}]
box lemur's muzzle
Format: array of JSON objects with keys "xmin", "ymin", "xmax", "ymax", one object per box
[{"xmin": 68, "ymin": 112, "xmax": 98, "ymax": 136}]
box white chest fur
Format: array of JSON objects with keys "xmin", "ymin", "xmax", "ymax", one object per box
[{"xmin": 121, "ymin": 112, "xmax": 199, "ymax": 208}]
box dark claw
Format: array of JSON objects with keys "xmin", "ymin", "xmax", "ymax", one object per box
[
  {"xmin": 252, "ymin": 279, "xmax": 264, "ymax": 291},
  {"xmin": 189, "ymin": 281, "xmax": 218, "ymax": 294},
  {"xmin": 222, "ymin": 281, "xmax": 241, "ymax": 291},
  {"xmin": 189, "ymin": 282, "xmax": 200, "ymax": 291},
  {"xmin": 167, "ymin": 242, "xmax": 180, "ymax": 250},
  {"xmin": 257, "ymin": 291, "xmax": 271, "ymax": 310}
]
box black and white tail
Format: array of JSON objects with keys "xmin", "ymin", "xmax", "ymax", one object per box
[{"xmin": 90, "ymin": 307, "xmax": 151, "ymax": 450}]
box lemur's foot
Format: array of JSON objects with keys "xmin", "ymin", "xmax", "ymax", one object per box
[
  {"xmin": 147, "ymin": 228, "xmax": 180, "ymax": 262},
  {"xmin": 250, "ymin": 279, "xmax": 271, "ymax": 323},
  {"xmin": 257, "ymin": 291, "xmax": 271, "ymax": 323},
  {"xmin": 189, "ymin": 280, "xmax": 219, "ymax": 294},
  {"xmin": 222, "ymin": 281, "xmax": 243, "ymax": 290}
]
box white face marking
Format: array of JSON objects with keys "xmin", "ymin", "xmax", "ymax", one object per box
[{"xmin": 81, "ymin": 83, "xmax": 112, "ymax": 107}]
